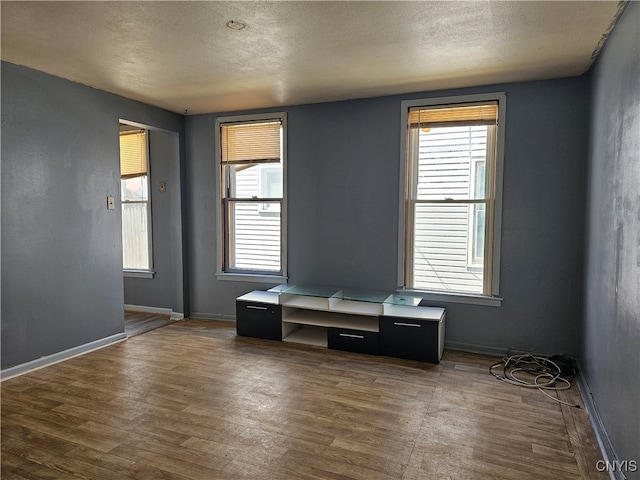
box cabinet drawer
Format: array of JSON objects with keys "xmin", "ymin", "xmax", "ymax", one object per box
[
  {"xmin": 236, "ymin": 301, "xmax": 282, "ymax": 340},
  {"xmin": 328, "ymin": 328, "xmax": 379, "ymax": 355},
  {"xmin": 379, "ymin": 316, "xmax": 440, "ymax": 363}
]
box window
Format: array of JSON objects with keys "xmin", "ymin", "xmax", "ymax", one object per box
[
  {"xmin": 400, "ymin": 94, "xmax": 505, "ymax": 301},
  {"xmin": 216, "ymin": 113, "xmax": 287, "ymax": 280},
  {"xmin": 120, "ymin": 128, "xmax": 152, "ymax": 272}
]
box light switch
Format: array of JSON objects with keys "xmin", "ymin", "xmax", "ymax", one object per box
[
  {"xmin": 107, "ymin": 196, "xmax": 115, "ymax": 210},
  {"xmin": 159, "ymin": 181, "xmax": 167, "ymax": 193}
]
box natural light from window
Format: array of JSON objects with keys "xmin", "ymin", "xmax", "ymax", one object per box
[{"xmin": 402, "ymin": 96, "xmax": 505, "ymax": 299}]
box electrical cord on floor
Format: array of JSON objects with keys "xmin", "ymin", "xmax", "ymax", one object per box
[{"xmin": 489, "ymin": 353, "xmax": 581, "ymax": 408}]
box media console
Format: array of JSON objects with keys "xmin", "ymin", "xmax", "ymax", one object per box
[{"xmin": 236, "ymin": 285, "xmax": 445, "ymax": 363}]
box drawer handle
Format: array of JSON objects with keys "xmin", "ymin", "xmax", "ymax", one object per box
[
  {"xmin": 339, "ymin": 333, "xmax": 365, "ymax": 339},
  {"xmin": 246, "ymin": 305, "xmax": 268, "ymax": 310},
  {"xmin": 393, "ymin": 322, "xmax": 421, "ymax": 328}
]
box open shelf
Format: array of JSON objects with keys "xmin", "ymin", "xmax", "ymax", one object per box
[
  {"xmin": 279, "ymin": 294, "xmax": 330, "ymax": 311},
  {"xmin": 282, "ymin": 308, "xmax": 379, "ymax": 332},
  {"xmin": 282, "ymin": 326, "xmax": 327, "ymax": 347},
  {"xmin": 279, "ymin": 294, "xmax": 383, "ymax": 316},
  {"xmin": 328, "ymin": 298, "xmax": 383, "ymax": 316}
]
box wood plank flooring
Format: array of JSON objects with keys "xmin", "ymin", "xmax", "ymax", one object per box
[
  {"xmin": 124, "ymin": 310, "xmax": 176, "ymax": 338},
  {"xmin": 1, "ymin": 319, "xmax": 607, "ymax": 479}
]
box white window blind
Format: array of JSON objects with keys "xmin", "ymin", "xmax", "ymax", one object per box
[
  {"xmin": 409, "ymin": 102, "xmax": 498, "ymax": 129},
  {"xmin": 221, "ymin": 121, "xmax": 282, "ymax": 165},
  {"xmin": 119, "ymin": 131, "xmax": 148, "ymax": 178}
]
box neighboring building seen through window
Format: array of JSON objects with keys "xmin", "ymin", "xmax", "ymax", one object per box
[
  {"xmin": 402, "ymin": 96, "xmax": 505, "ymax": 297},
  {"xmin": 217, "ymin": 114, "xmax": 286, "ymax": 277},
  {"xmin": 120, "ymin": 128, "xmax": 152, "ymax": 271}
]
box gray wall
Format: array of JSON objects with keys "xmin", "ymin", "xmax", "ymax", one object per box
[
  {"xmin": 583, "ymin": 2, "xmax": 640, "ymax": 475},
  {"xmin": 123, "ymin": 129, "xmax": 185, "ymax": 314},
  {"xmin": 3, "ymin": 8, "xmax": 636, "ymax": 469},
  {"xmin": 1, "ymin": 62, "xmax": 185, "ymax": 369},
  {"xmin": 187, "ymin": 76, "xmax": 589, "ymax": 356}
]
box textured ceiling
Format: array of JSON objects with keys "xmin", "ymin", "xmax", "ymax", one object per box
[{"xmin": 1, "ymin": 1, "xmax": 624, "ymax": 114}]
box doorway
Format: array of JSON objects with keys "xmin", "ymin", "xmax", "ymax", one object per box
[{"xmin": 119, "ymin": 120, "xmax": 186, "ymax": 336}]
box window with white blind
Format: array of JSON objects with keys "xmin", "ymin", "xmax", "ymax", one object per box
[
  {"xmin": 120, "ymin": 128, "xmax": 153, "ymax": 272},
  {"xmin": 400, "ymin": 94, "xmax": 505, "ymax": 303},
  {"xmin": 215, "ymin": 113, "xmax": 287, "ymax": 280}
]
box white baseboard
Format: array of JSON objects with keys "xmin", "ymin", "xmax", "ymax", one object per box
[
  {"xmin": 1, "ymin": 332, "xmax": 127, "ymax": 381},
  {"xmin": 124, "ymin": 304, "xmax": 184, "ymax": 321}
]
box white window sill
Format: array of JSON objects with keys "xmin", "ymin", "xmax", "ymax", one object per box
[
  {"xmin": 216, "ymin": 272, "xmax": 288, "ymax": 284},
  {"xmin": 399, "ymin": 288, "xmax": 502, "ymax": 307},
  {"xmin": 124, "ymin": 270, "xmax": 155, "ymax": 279}
]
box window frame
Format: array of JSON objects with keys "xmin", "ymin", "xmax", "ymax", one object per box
[
  {"xmin": 214, "ymin": 112, "xmax": 288, "ymax": 283},
  {"xmin": 120, "ymin": 127, "xmax": 154, "ymax": 277},
  {"xmin": 468, "ymin": 156, "xmax": 487, "ymax": 269},
  {"xmin": 398, "ymin": 93, "xmax": 506, "ymax": 306}
]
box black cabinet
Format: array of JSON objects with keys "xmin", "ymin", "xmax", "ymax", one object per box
[
  {"xmin": 236, "ymin": 300, "xmax": 282, "ymax": 341},
  {"xmin": 327, "ymin": 327, "xmax": 379, "ymax": 355},
  {"xmin": 379, "ymin": 316, "xmax": 441, "ymax": 363}
]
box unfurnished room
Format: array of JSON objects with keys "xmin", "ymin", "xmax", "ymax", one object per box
[{"xmin": 1, "ymin": 1, "xmax": 639, "ymax": 479}]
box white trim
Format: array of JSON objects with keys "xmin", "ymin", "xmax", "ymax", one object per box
[
  {"xmin": 1, "ymin": 332, "xmax": 127, "ymax": 381},
  {"xmin": 491, "ymin": 96, "xmax": 507, "ymax": 295},
  {"xmin": 281, "ymin": 113, "xmax": 288, "ymax": 277},
  {"xmin": 119, "ymin": 118, "xmax": 179, "ymax": 136},
  {"xmin": 400, "ymin": 288, "xmax": 502, "ymax": 307},
  {"xmin": 124, "ymin": 304, "xmax": 184, "ymax": 320},
  {"xmin": 397, "ymin": 105, "xmax": 409, "ymax": 286},
  {"xmin": 123, "ymin": 269, "xmax": 155, "ymax": 278}
]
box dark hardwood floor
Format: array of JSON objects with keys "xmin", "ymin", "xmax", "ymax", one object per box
[{"xmin": 1, "ymin": 319, "xmax": 607, "ymax": 479}]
